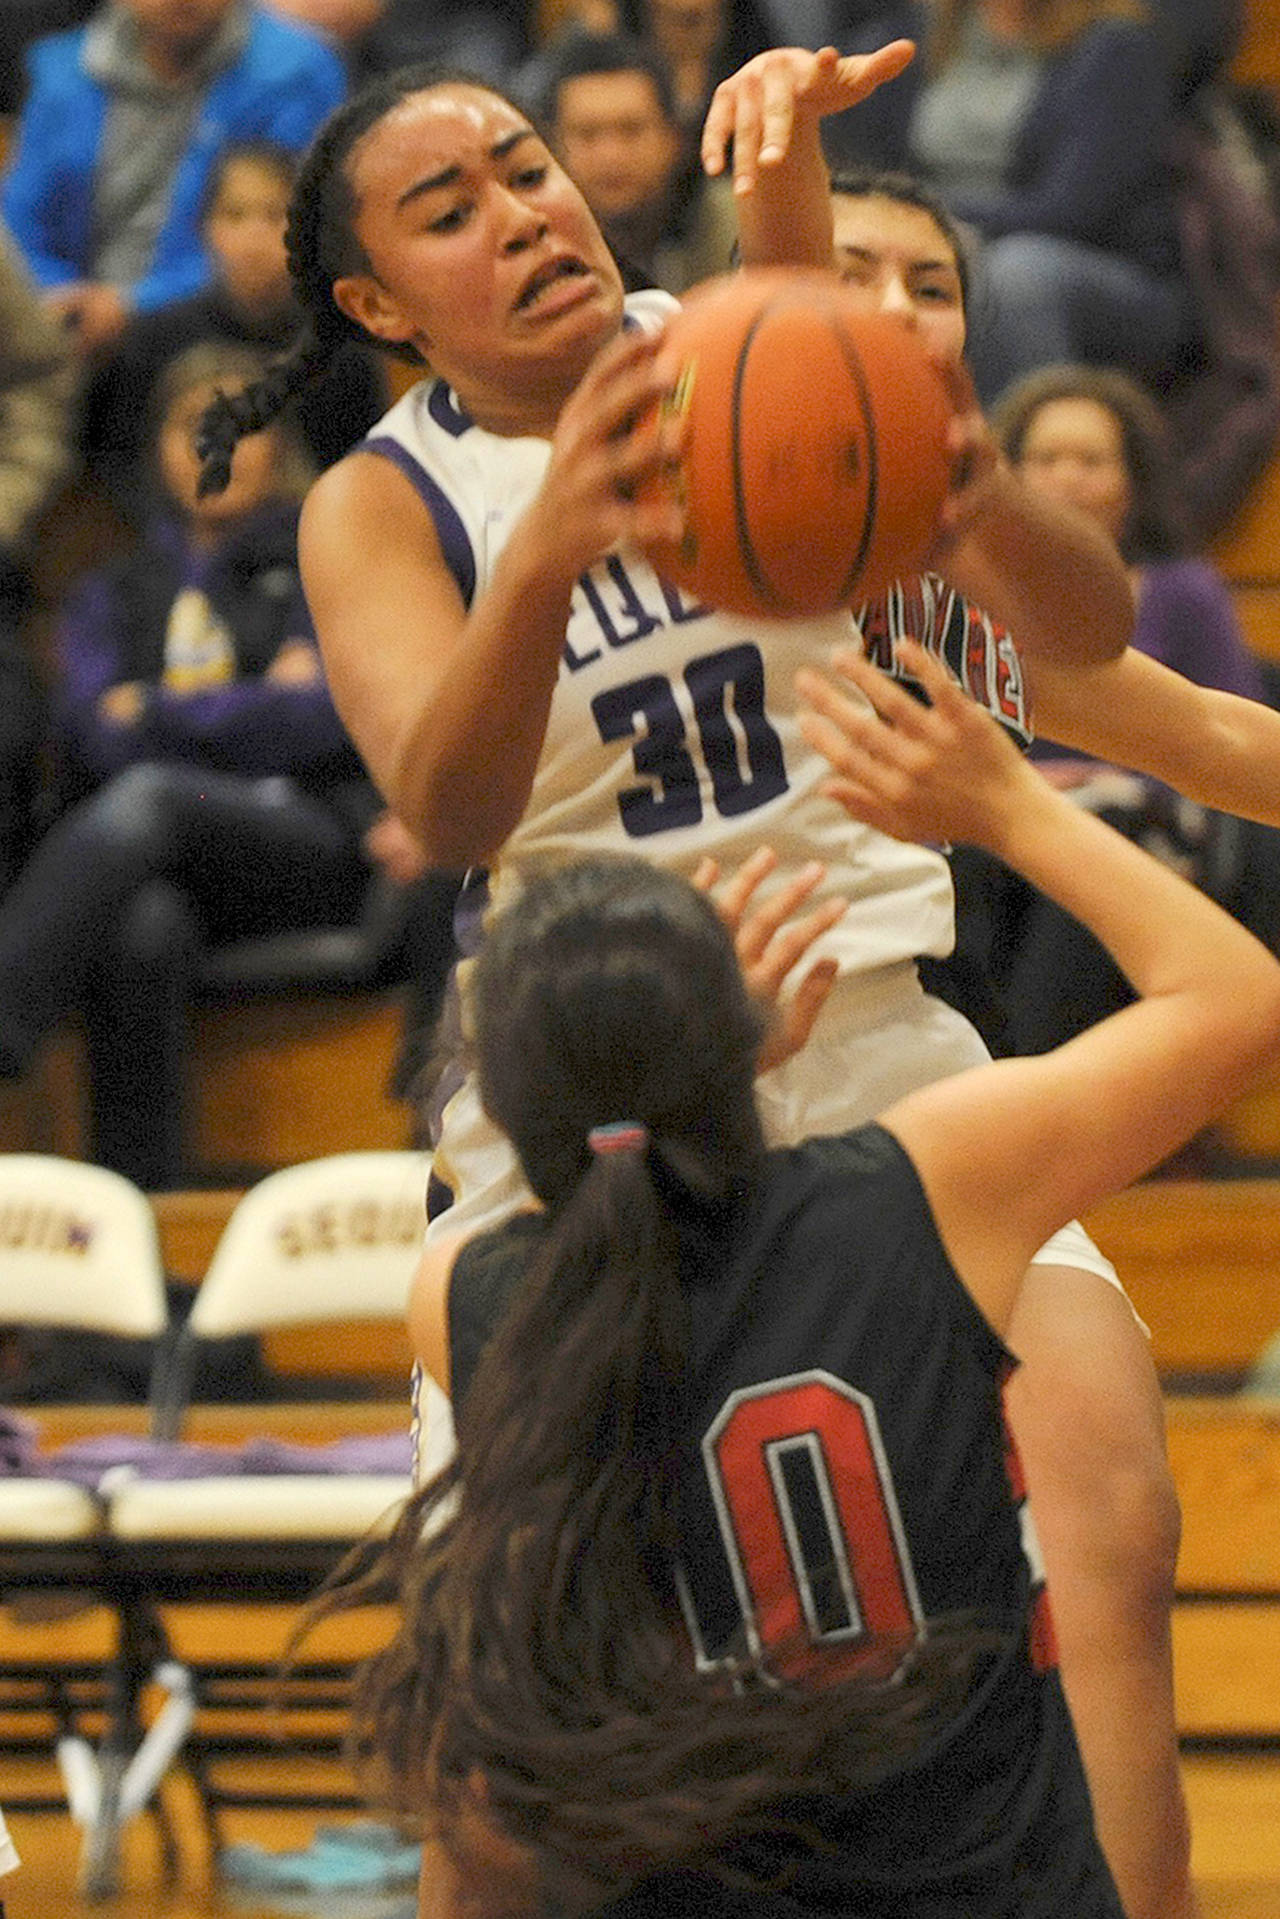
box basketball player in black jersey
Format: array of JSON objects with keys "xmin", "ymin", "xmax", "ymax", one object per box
[{"xmin": 324, "ymin": 641, "xmax": 1280, "ymax": 1919}]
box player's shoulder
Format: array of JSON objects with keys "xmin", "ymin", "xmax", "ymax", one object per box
[{"xmin": 299, "ymin": 435, "xmax": 437, "ymax": 572}]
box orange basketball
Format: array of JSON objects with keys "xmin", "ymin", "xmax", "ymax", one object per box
[{"xmin": 641, "ymin": 270, "xmax": 954, "ymax": 618}]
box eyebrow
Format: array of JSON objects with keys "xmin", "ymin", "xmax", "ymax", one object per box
[
  {"xmin": 836, "ymin": 243, "xmax": 958, "ymax": 277},
  {"xmin": 396, "ymin": 128, "xmax": 535, "ymax": 210}
]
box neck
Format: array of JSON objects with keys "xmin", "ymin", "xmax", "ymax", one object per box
[
  {"xmin": 438, "ymin": 347, "xmax": 611, "ymax": 442},
  {"xmin": 140, "ymin": 31, "xmax": 213, "ymax": 83}
]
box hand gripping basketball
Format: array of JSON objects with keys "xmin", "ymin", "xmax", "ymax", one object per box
[{"xmin": 640, "ymin": 269, "xmax": 954, "ymax": 619}]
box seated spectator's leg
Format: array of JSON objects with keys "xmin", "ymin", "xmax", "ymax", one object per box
[
  {"xmin": 0, "ymin": 644, "xmax": 44, "ymax": 897},
  {"xmin": 0, "ymin": 762, "xmax": 365, "ymax": 1072},
  {"xmin": 388, "ymin": 869, "xmax": 463, "ymax": 1100},
  {"xmin": 967, "ymin": 232, "xmax": 1195, "ymax": 406},
  {"xmin": 84, "ymin": 880, "xmax": 198, "ymax": 1190},
  {"xmin": 0, "ymin": 559, "xmax": 45, "ymax": 896}
]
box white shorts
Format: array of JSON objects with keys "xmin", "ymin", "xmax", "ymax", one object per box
[{"xmin": 412, "ymin": 961, "xmax": 1128, "ymax": 1482}]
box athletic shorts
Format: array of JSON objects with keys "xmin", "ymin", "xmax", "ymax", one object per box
[{"xmin": 412, "ymin": 961, "xmax": 1128, "ymax": 1482}]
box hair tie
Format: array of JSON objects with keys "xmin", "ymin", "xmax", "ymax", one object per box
[{"xmin": 588, "ymin": 1122, "xmax": 649, "ymax": 1156}]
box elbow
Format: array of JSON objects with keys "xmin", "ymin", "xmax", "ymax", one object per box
[
  {"xmin": 1221, "ymin": 953, "xmax": 1280, "ymax": 1097},
  {"xmin": 388, "ymin": 762, "xmax": 516, "ymax": 872}
]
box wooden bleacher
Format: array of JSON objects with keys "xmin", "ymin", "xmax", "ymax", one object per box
[{"xmin": 0, "ymin": 993, "xmax": 413, "ymax": 1181}]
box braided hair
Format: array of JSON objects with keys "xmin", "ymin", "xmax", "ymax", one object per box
[{"xmin": 195, "ymin": 64, "xmax": 505, "ymax": 498}]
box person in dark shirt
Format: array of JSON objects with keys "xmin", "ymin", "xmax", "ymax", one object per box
[
  {"xmin": 0, "ymin": 339, "xmax": 374, "ymax": 1183},
  {"xmin": 537, "ymin": 31, "xmax": 737, "ymax": 293},
  {"xmin": 83, "ymin": 140, "xmax": 387, "ymax": 527}
]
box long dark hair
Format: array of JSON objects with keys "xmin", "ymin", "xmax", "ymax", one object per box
[
  {"xmin": 320, "ymin": 858, "xmax": 991, "ymax": 1914},
  {"xmin": 195, "ymin": 63, "xmax": 513, "ymax": 497}
]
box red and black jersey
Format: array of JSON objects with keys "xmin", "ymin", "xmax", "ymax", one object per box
[{"xmin": 448, "ymin": 1123, "xmax": 1123, "ymax": 1918}]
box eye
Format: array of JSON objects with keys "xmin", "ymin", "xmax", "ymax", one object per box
[
  {"xmin": 428, "ymin": 204, "xmax": 470, "ymax": 234},
  {"xmin": 511, "ymin": 164, "xmax": 549, "ymax": 190}
]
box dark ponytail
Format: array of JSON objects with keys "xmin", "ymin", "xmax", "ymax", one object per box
[
  {"xmin": 196, "ymin": 62, "xmax": 501, "ymax": 497},
  {"xmin": 319, "ymin": 860, "xmax": 993, "ymax": 1911}
]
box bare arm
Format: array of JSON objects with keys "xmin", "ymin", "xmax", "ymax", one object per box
[
  {"xmin": 1028, "ymin": 644, "xmax": 1280, "ymax": 825},
  {"xmin": 701, "ymin": 41, "xmax": 915, "ymax": 269},
  {"xmin": 798, "ymin": 642, "xmax": 1280, "ymax": 1335},
  {"xmin": 407, "ymin": 1232, "xmax": 468, "ymax": 1398},
  {"xmin": 697, "ymin": 54, "xmax": 1133, "ymax": 666},
  {"xmin": 927, "ymin": 368, "xmax": 1134, "ymax": 667},
  {"xmin": 300, "ymin": 329, "xmax": 681, "ymax": 868}
]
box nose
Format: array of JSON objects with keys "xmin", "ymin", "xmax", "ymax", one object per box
[
  {"xmin": 879, "ymin": 272, "xmax": 916, "ymax": 322},
  {"xmin": 494, "ymin": 184, "xmax": 548, "ymax": 253}
]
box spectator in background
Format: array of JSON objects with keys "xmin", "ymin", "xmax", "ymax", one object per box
[
  {"xmin": 360, "ymin": 806, "xmax": 462, "ymax": 1108},
  {"xmin": 0, "ymin": 0, "xmax": 346, "ymax": 359},
  {"xmin": 354, "ymin": 0, "xmax": 529, "ymax": 85},
  {"xmin": 0, "ymin": 340, "xmax": 374, "ymax": 1185},
  {"xmin": 828, "ymin": 2, "xmax": 1196, "ymax": 404},
  {"xmin": 0, "ymin": 218, "xmax": 77, "ymax": 892},
  {"xmin": 951, "ymin": 362, "xmax": 1270, "ymax": 1060},
  {"xmin": 539, "ymin": 32, "xmax": 736, "ymax": 292},
  {"xmin": 82, "ymin": 140, "xmax": 387, "ymax": 526},
  {"xmin": 1153, "ymin": 0, "xmax": 1243, "ymax": 104},
  {"xmin": 628, "ymin": 0, "xmax": 771, "ymax": 160}
]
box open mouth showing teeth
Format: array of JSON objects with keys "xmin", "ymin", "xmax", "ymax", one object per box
[{"xmin": 517, "ymin": 259, "xmax": 588, "ymax": 309}]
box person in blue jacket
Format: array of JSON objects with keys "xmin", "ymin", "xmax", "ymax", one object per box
[{"xmin": 0, "ymin": 0, "xmax": 346, "ymax": 357}]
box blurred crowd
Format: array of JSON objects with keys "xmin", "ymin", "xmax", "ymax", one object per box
[{"xmin": 0, "ymin": 0, "xmax": 1275, "ymax": 1190}]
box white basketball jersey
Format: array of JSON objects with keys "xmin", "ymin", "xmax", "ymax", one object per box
[{"xmin": 361, "ymin": 293, "xmax": 1031, "ymax": 974}]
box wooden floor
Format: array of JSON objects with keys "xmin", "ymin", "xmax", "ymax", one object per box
[{"xmin": 0, "ymin": 1754, "xmax": 1276, "ymax": 1916}]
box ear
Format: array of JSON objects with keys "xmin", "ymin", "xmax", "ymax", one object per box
[{"xmin": 332, "ymin": 271, "xmax": 424, "ymax": 349}]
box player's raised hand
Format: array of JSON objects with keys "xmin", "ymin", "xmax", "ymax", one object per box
[
  {"xmin": 702, "ymin": 41, "xmax": 915, "ymax": 195},
  {"xmin": 798, "ymin": 638, "xmax": 1037, "ymax": 852},
  {"xmin": 693, "ymin": 846, "xmax": 845, "ymax": 1071}
]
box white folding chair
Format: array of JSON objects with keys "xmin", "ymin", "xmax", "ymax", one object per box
[
  {"xmin": 101, "ymin": 1151, "xmax": 427, "ymax": 1864},
  {"xmin": 0, "ymin": 1154, "xmax": 171, "ymax": 1897},
  {"xmin": 0, "ymin": 1149, "xmax": 168, "ymax": 1567}
]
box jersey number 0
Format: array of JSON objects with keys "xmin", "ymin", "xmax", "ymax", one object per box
[{"xmin": 700, "ymin": 1370, "xmax": 924, "ymax": 1679}]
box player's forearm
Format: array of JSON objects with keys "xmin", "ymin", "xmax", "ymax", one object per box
[
  {"xmin": 946, "ymin": 462, "xmax": 1133, "ymax": 666},
  {"xmin": 1030, "ymin": 647, "xmax": 1280, "ymax": 827}
]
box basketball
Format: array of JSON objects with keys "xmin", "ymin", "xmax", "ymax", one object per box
[{"xmin": 641, "ymin": 270, "xmax": 955, "ymax": 619}]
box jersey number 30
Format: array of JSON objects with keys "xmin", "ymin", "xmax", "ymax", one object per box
[{"xmin": 592, "ymin": 642, "xmax": 788, "ymax": 837}]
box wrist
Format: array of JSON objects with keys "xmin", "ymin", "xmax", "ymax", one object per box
[{"xmin": 974, "ymin": 765, "xmax": 1072, "ymax": 872}]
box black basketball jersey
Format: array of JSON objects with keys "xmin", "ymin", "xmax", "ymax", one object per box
[{"xmin": 447, "ymin": 1123, "xmax": 1124, "ymax": 1918}]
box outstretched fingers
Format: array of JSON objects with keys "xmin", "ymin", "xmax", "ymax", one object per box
[
  {"xmin": 693, "ymin": 846, "xmax": 847, "ymax": 1069},
  {"xmin": 797, "ymin": 640, "xmax": 969, "ymax": 839},
  {"xmin": 701, "ymin": 40, "xmax": 915, "ymax": 191},
  {"xmin": 799, "ymin": 638, "xmax": 1030, "ymax": 847}
]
